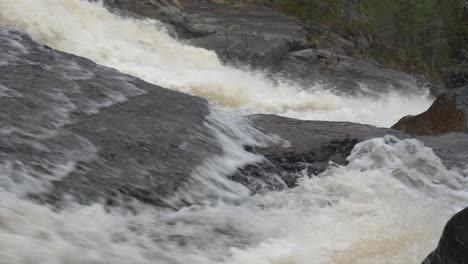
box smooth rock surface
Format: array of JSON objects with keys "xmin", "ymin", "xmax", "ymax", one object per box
[{"xmin": 0, "ymin": 27, "xmax": 221, "ymax": 208}]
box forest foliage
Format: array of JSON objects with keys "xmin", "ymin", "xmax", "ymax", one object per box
[{"xmin": 255, "ymin": 0, "xmax": 467, "ymax": 78}]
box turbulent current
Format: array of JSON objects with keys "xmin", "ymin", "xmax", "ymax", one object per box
[
  {"xmin": 0, "ymin": 0, "xmax": 466, "ymax": 264},
  {"xmin": 0, "ymin": 0, "xmax": 434, "ymax": 127}
]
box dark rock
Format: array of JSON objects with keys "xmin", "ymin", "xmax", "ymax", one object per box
[
  {"xmin": 392, "ymin": 87, "xmax": 468, "ymax": 136},
  {"xmin": 422, "ymin": 207, "xmax": 468, "ymax": 264},
  {"xmin": 229, "ymin": 114, "xmax": 409, "ymax": 191}
]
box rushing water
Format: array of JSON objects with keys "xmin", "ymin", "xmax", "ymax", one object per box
[
  {"xmin": 1, "ymin": 129, "xmax": 467, "ymax": 264},
  {"xmin": 0, "ymin": 0, "xmax": 433, "ymax": 127},
  {"xmin": 0, "ymin": 0, "xmax": 466, "ymax": 263}
]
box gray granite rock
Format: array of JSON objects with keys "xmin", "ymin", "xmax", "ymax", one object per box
[
  {"xmin": 0, "ymin": 27, "xmax": 221, "ymax": 208},
  {"xmin": 102, "ymin": 0, "xmax": 309, "ymax": 68}
]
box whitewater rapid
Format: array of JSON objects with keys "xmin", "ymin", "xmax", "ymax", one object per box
[
  {"xmin": 0, "ymin": 1, "xmax": 465, "ymax": 264},
  {"xmin": 1, "ymin": 126, "xmax": 467, "ymax": 264},
  {"xmin": 0, "ymin": 0, "xmax": 433, "ymax": 127}
]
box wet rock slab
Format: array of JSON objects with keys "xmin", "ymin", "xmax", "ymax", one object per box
[
  {"xmin": 178, "ymin": 0, "xmax": 309, "ymax": 67},
  {"xmin": 102, "ymin": 0, "xmax": 309, "ymax": 67},
  {"xmin": 0, "ymin": 27, "xmax": 221, "ymax": 208}
]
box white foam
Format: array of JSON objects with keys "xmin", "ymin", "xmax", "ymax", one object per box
[
  {"xmin": 225, "ymin": 136, "xmax": 468, "ymax": 264},
  {"xmin": 165, "ymin": 107, "xmax": 277, "ymax": 207},
  {"xmin": 0, "ymin": 136, "xmax": 465, "ymax": 264},
  {"xmin": 281, "ymin": 89, "xmax": 433, "ymax": 127}
]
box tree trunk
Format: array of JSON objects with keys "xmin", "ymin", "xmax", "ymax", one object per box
[
  {"xmin": 423, "ymin": 0, "xmax": 432, "ymax": 63},
  {"xmin": 344, "ymin": 0, "xmax": 352, "ymax": 23},
  {"xmin": 431, "ymin": 22, "xmax": 441, "ymax": 70},
  {"xmin": 395, "ymin": 19, "xmax": 402, "ymax": 56}
]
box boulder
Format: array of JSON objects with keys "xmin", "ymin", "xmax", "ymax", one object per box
[
  {"xmin": 422, "ymin": 207, "xmax": 468, "ymax": 264},
  {"xmin": 392, "ymin": 87, "xmax": 468, "ymax": 136}
]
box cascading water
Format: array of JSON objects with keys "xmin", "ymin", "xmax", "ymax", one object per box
[
  {"xmin": 0, "ymin": 0, "xmax": 465, "ymax": 264},
  {"xmin": 1, "ymin": 128, "xmax": 467, "ymax": 264},
  {"xmin": 0, "ymin": 0, "xmax": 433, "ymax": 127}
]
